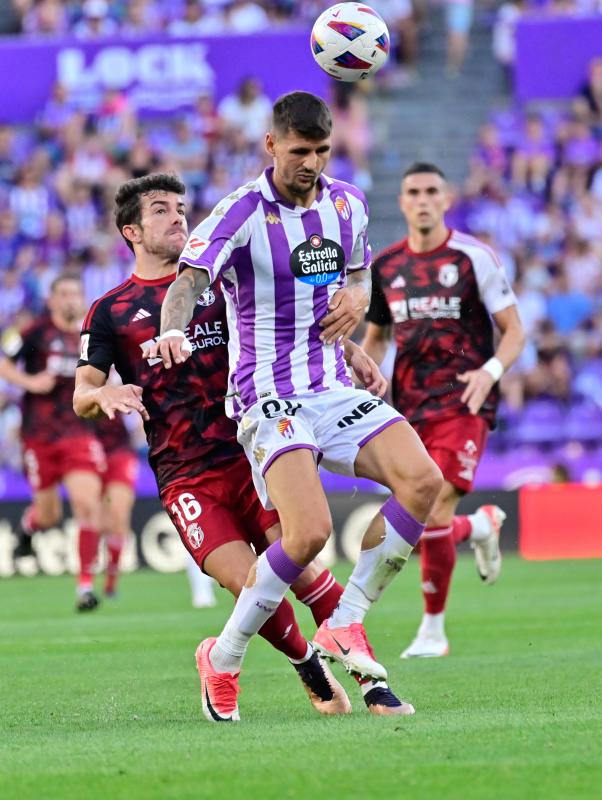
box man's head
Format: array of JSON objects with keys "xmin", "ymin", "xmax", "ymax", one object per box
[
  {"xmin": 48, "ymin": 272, "xmax": 85, "ymax": 324},
  {"xmin": 400, "ymin": 162, "xmax": 450, "ymax": 235},
  {"xmin": 114, "ymin": 173, "xmax": 187, "ymax": 262},
  {"xmin": 266, "ymin": 92, "xmax": 332, "ymax": 199}
]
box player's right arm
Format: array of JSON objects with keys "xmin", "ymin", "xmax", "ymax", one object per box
[
  {"xmin": 0, "ymin": 356, "xmax": 56, "ymax": 394},
  {"xmin": 74, "ymin": 365, "xmax": 148, "ymax": 421},
  {"xmin": 143, "ymin": 267, "xmax": 210, "ymax": 369},
  {"xmin": 74, "ymin": 299, "xmax": 148, "ymax": 421}
]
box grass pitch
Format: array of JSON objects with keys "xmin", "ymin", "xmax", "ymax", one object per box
[{"xmin": 1, "ymin": 555, "xmax": 601, "ymax": 800}]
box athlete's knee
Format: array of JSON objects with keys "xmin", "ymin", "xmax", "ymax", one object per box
[
  {"xmin": 390, "ymin": 457, "xmax": 443, "ymax": 517},
  {"xmin": 281, "ymin": 516, "xmax": 332, "ymax": 563},
  {"xmin": 35, "ymin": 508, "xmax": 61, "ymax": 529}
]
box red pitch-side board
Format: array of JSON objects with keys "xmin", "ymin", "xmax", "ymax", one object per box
[{"xmin": 519, "ymin": 484, "xmax": 602, "ymax": 560}]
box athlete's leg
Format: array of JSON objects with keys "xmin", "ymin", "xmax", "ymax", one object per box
[
  {"xmin": 101, "ymin": 480, "xmax": 135, "ymax": 596},
  {"xmin": 401, "ymin": 479, "xmax": 459, "ymax": 658},
  {"xmin": 208, "ymin": 449, "xmax": 331, "ymax": 676},
  {"xmin": 63, "ymin": 470, "xmax": 103, "ymax": 606},
  {"xmin": 326, "ymin": 421, "xmax": 441, "ymax": 628},
  {"xmin": 13, "ymin": 485, "xmax": 63, "ymax": 559}
]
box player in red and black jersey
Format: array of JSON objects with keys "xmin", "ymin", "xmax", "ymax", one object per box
[
  {"xmin": 363, "ymin": 163, "xmax": 525, "ymax": 658},
  {"xmin": 74, "ymin": 173, "xmax": 388, "ymax": 721},
  {"xmin": 0, "ymin": 273, "xmax": 106, "ymax": 611},
  {"xmin": 95, "ymin": 410, "xmax": 139, "ymax": 597}
]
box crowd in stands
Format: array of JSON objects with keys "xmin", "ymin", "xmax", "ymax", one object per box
[
  {"xmin": 0, "ymin": 2, "xmax": 601, "ymax": 478},
  {"xmin": 454, "ymin": 50, "xmax": 602, "ymax": 459}
]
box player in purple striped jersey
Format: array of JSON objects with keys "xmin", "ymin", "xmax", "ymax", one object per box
[{"xmin": 150, "ymin": 92, "xmax": 443, "ymax": 719}]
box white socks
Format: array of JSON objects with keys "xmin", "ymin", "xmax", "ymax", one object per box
[
  {"xmin": 418, "ymin": 612, "xmax": 446, "ymax": 640},
  {"xmin": 209, "ymin": 541, "xmax": 304, "ymax": 674}
]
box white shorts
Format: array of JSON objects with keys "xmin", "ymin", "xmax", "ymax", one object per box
[{"xmin": 237, "ymin": 388, "xmax": 405, "ymax": 508}]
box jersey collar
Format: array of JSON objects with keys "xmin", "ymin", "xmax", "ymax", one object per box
[{"xmin": 258, "ymin": 167, "xmax": 330, "ymax": 212}]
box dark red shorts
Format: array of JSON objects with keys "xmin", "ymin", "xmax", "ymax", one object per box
[
  {"xmin": 103, "ymin": 449, "xmax": 139, "ymax": 491},
  {"xmin": 22, "ymin": 436, "xmax": 106, "ymax": 491},
  {"xmin": 159, "ymin": 455, "xmax": 279, "ymax": 569},
  {"xmin": 412, "ymin": 415, "xmax": 489, "ymax": 494}
]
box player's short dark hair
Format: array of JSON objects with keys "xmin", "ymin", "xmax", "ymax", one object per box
[
  {"xmin": 114, "ymin": 173, "xmax": 186, "ymax": 252},
  {"xmin": 402, "ymin": 162, "xmax": 447, "ymax": 181},
  {"xmin": 271, "ymin": 91, "xmax": 332, "ymax": 140},
  {"xmin": 50, "ymin": 271, "xmax": 82, "ymax": 293}
]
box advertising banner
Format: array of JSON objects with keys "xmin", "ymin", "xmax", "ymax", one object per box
[
  {"xmin": 515, "ymin": 17, "xmax": 602, "ymax": 102},
  {"xmin": 0, "ymin": 30, "xmax": 326, "ymax": 124},
  {"xmin": 0, "ymin": 490, "xmax": 518, "ymax": 578}
]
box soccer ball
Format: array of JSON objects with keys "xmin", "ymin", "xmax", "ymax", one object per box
[{"xmin": 310, "ymin": 3, "xmax": 390, "ymax": 82}]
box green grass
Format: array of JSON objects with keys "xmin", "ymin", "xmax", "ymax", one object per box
[{"xmin": 1, "ymin": 556, "xmax": 601, "ymax": 800}]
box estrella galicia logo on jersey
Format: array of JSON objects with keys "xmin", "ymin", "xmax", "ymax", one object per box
[
  {"xmin": 334, "ymin": 197, "xmax": 351, "ymax": 221},
  {"xmin": 439, "ymin": 263, "xmax": 459, "ymax": 287},
  {"xmin": 197, "ymin": 288, "xmax": 215, "ymax": 307},
  {"xmin": 187, "ymin": 522, "xmax": 204, "ymax": 549},
  {"xmin": 290, "ymin": 235, "xmax": 345, "ymax": 286}
]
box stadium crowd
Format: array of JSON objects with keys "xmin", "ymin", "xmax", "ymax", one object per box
[{"xmin": 0, "ymin": 3, "xmax": 601, "ymax": 473}]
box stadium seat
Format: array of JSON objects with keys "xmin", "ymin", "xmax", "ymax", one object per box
[{"xmin": 510, "ymin": 399, "xmax": 566, "ymax": 446}]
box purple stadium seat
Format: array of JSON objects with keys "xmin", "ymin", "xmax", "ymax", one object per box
[
  {"xmin": 563, "ymin": 399, "xmax": 602, "ymax": 443},
  {"xmin": 510, "ymin": 399, "xmax": 565, "ymax": 446}
]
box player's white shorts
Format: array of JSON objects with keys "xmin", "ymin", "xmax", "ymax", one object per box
[{"xmin": 237, "ymin": 388, "xmax": 405, "ymax": 508}]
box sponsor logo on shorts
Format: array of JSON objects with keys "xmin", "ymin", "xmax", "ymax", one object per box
[
  {"xmin": 277, "ymin": 418, "xmax": 295, "ymax": 439},
  {"xmin": 253, "ymin": 446, "xmax": 266, "ymax": 465},
  {"xmin": 289, "ymin": 234, "xmax": 345, "ymax": 286},
  {"xmin": 336, "ymin": 397, "xmax": 384, "ymax": 429},
  {"xmin": 464, "ymin": 439, "xmax": 478, "ymax": 456},
  {"xmin": 439, "ymin": 263, "xmax": 459, "ymax": 287},
  {"xmin": 186, "ymin": 523, "xmax": 204, "ymax": 550}
]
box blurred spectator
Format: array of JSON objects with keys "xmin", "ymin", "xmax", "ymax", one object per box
[
  {"xmin": 378, "ymin": 0, "xmax": 419, "ymax": 84},
  {"xmin": 120, "ymin": 0, "xmax": 164, "ymax": 35},
  {"xmin": 217, "ymin": 77, "xmax": 272, "ymax": 146},
  {"xmin": 511, "ymin": 114, "xmax": 555, "ymax": 193},
  {"xmin": 9, "ymin": 164, "xmax": 52, "ymax": 240},
  {"xmin": 445, "ymin": 0, "xmax": 474, "ymax": 76},
  {"xmin": 546, "ymin": 268, "xmax": 594, "ymax": 334},
  {"xmin": 492, "ymin": 0, "xmax": 524, "ymax": 79},
  {"xmin": 22, "ymin": 0, "xmax": 68, "ymax": 36},
  {"xmin": 73, "ymin": 0, "xmax": 119, "ymax": 38},
  {"xmin": 167, "ymin": 0, "xmax": 226, "ymax": 35},
  {"xmin": 330, "ymin": 82, "xmax": 373, "ymax": 191},
  {"xmin": 37, "ymin": 83, "xmax": 78, "ymax": 140},
  {"xmin": 226, "ymin": 0, "xmax": 271, "ymax": 33}
]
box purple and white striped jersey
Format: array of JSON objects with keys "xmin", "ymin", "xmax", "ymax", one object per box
[{"xmin": 178, "ymin": 167, "xmax": 371, "ymax": 419}]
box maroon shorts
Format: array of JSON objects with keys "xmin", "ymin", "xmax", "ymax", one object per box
[
  {"xmin": 159, "ymin": 455, "xmax": 279, "ymax": 570},
  {"xmin": 412, "ymin": 415, "xmax": 489, "ymax": 494},
  {"xmin": 103, "ymin": 449, "xmax": 139, "ymax": 491},
  {"xmin": 22, "ymin": 436, "xmax": 106, "ymax": 491}
]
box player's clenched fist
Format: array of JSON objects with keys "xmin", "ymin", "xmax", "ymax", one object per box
[
  {"xmin": 96, "ymin": 383, "xmax": 149, "ymax": 421},
  {"xmin": 142, "ymin": 329, "xmax": 192, "ymax": 369}
]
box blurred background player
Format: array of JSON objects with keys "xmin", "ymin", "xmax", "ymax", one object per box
[
  {"xmin": 186, "ymin": 550, "xmax": 217, "ymax": 608},
  {"xmin": 94, "ymin": 410, "xmax": 139, "ymax": 597},
  {"xmin": 362, "ymin": 162, "xmax": 525, "ymax": 658},
  {"xmin": 74, "ymin": 173, "xmax": 393, "ymax": 720},
  {"xmin": 0, "ymin": 272, "xmax": 106, "ymax": 611}
]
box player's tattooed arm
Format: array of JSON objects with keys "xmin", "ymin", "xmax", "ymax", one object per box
[
  {"xmin": 144, "ymin": 267, "xmax": 210, "ymax": 369},
  {"xmin": 319, "ymin": 269, "xmax": 372, "ymax": 345}
]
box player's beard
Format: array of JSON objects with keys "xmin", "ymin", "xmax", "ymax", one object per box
[
  {"xmin": 145, "ymin": 237, "xmax": 184, "ymax": 264},
  {"xmin": 289, "ymin": 171, "xmax": 318, "ymax": 197}
]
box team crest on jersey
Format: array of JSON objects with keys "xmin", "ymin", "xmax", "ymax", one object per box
[
  {"xmin": 438, "ymin": 263, "xmax": 459, "ymax": 287},
  {"xmin": 186, "ymin": 523, "xmax": 204, "ymax": 550},
  {"xmin": 334, "ymin": 197, "xmax": 351, "ymax": 221},
  {"xmin": 290, "ymin": 235, "xmax": 345, "ymax": 286},
  {"xmin": 277, "ymin": 418, "xmax": 295, "ymax": 438},
  {"xmin": 197, "ymin": 288, "xmax": 216, "ymax": 307},
  {"xmin": 182, "ymin": 236, "xmax": 210, "ymax": 261},
  {"xmin": 264, "ymin": 213, "xmax": 281, "ymax": 225}
]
